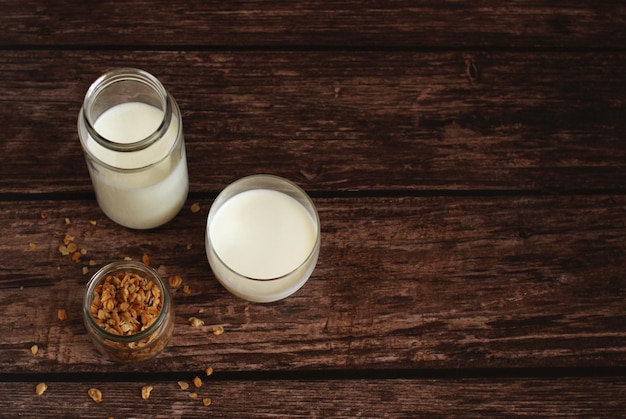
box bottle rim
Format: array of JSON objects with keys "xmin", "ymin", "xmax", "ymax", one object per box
[{"xmin": 80, "ymin": 68, "xmax": 173, "ymax": 153}]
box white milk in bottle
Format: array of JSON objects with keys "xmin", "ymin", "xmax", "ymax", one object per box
[{"xmin": 78, "ymin": 69, "xmax": 188, "ymax": 229}]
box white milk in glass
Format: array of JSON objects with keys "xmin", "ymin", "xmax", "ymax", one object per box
[
  {"xmin": 207, "ymin": 188, "xmax": 319, "ymax": 302},
  {"xmin": 86, "ymin": 102, "xmax": 188, "ymax": 229}
]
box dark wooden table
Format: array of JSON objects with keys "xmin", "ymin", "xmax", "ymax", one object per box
[{"xmin": 1, "ymin": 1, "xmax": 625, "ymax": 417}]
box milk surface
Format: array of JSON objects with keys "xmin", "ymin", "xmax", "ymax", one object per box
[
  {"xmin": 86, "ymin": 102, "xmax": 188, "ymax": 229},
  {"xmin": 92, "ymin": 102, "xmax": 173, "ymax": 169},
  {"xmin": 209, "ymin": 189, "xmax": 317, "ymax": 279}
]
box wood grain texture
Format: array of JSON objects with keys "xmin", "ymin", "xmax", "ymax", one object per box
[
  {"xmin": 1, "ymin": 1, "xmax": 625, "ymax": 48},
  {"xmin": 1, "ymin": 196, "xmax": 624, "ymax": 374},
  {"xmin": 1, "ymin": 1, "xmax": 625, "ymax": 415},
  {"xmin": 2, "ymin": 376, "xmax": 626, "ymax": 417},
  {"xmin": 0, "ymin": 50, "xmax": 624, "ymax": 194}
]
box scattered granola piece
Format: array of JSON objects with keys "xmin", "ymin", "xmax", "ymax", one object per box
[
  {"xmin": 40, "ymin": 211, "xmax": 48, "ymax": 219},
  {"xmin": 28, "ymin": 243, "xmax": 37, "ymax": 251},
  {"xmin": 205, "ymin": 367, "xmax": 213, "ymax": 377},
  {"xmin": 203, "ymin": 398, "xmax": 212, "ymax": 407},
  {"xmin": 36, "ymin": 382, "xmax": 47, "ymax": 396},
  {"xmin": 58, "ymin": 245, "xmax": 70, "ymax": 256},
  {"xmin": 31, "ymin": 345, "xmax": 39, "ymax": 356},
  {"xmin": 188, "ymin": 317, "xmax": 204, "ymax": 328},
  {"xmin": 63, "ymin": 234, "xmax": 74, "ymax": 246},
  {"xmin": 57, "ymin": 309, "xmax": 68, "ymax": 321},
  {"xmin": 88, "ymin": 388, "xmax": 103, "ymax": 403},
  {"xmin": 65, "ymin": 217, "xmax": 71, "ymax": 225},
  {"xmin": 193, "ymin": 376, "xmax": 202, "ymax": 388},
  {"xmin": 66, "ymin": 242, "xmax": 78, "ymax": 253},
  {"xmin": 123, "ymin": 256, "xmax": 132, "ymax": 261},
  {"xmin": 177, "ymin": 381, "xmax": 189, "ymax": 390},
  {"xmin": 20, "ymin": 285, "xmax": 24, "ymax": 290},
  {"xmin": 89, "ymin": 260, "xmax": 97, "ymax": 266},
  {"xmin": 198, "ymin": 308, "xmax": 205, "ymax": 314},
  {"xmin": 168, "ymin": 275, "xmax": 183, "ymax": 289},
  {"xmin": 212, "ymin": 326, "xmax": 224, "ymax": 336},
  {"xmin": 141, "ymin": 385, "xmax": 153, "ymax": 400},
  {"xmin": 82, "ymin": 267, "xmax": 89, "ymax": 275},
  {"xmin": 89, "ymin": 220, "xmax": 97, "ymax": 226},
  {"xmin": 182, "ymin": 285, "xmax": 191, "ymax": 295},
  {"xmin": 80, "ymin": 248, "xmax": 88, "ymax": 255},
  {"xmin": 186, "ymin": 243, "xmax": 192, "ymax": 250},
  {"xmin": 189, "ymin": 392, "xmax": 198, "ymax": 399},
  {"xmin": 142, "ymin": 253, "xmax": 150, "ymax": 266},
  {"xmin": 71, "ymin": 252, "xmax": 82, "ymax": 263},
  {"xmin": 190, "ymin": 203, "xmax": 201, "ymax": 213}
]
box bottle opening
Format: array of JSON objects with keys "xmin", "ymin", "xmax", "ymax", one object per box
[{"xmin": 82, "ymin": 68, "xmax": 172, "ymax": 152}]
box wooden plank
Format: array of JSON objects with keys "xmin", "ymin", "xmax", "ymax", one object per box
[
  {"xmin": 2, "ymin": 376, "xmax": 626, "ymax": 417},
  {"xmin": 1, "ymin": 1, "xmax": 625, "ymax": 48},
  {"xmin": 0, "ymin": 196, "xmax": 624, "ymax": 373},
  {"xmin": 0, "ymin": 50, "xmax": 624, "ymax": 194}
]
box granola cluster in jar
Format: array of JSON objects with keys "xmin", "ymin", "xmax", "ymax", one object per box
[{"xmin": 83, "ymin": 261, "xmax": 174, "ymax": 363}]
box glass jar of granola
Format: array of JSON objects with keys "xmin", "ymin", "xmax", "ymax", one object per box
[{"xmin": 82, "ymin": 261, "xmax": 174, "ymax": 363}]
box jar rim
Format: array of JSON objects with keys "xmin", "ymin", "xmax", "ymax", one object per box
[{"xmin": 83, "ymin": 260, "xmax": 171, "ymax": 344}]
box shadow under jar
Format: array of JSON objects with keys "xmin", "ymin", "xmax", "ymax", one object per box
[{"xmin": 83, "ymin": 261, "xmax": 174, "ymax": 363}]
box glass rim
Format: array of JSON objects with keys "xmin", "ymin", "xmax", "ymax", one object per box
[
  {"xmin": 206, "ymin": 174, "xmax": 321, "ymax": 282},
  {"xmin": 82, "ymin": 260, "xmax": 171, "ymax": 344}
]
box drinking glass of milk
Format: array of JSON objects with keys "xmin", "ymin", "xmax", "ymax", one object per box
[
  {"xmin": 77, "ymin": 68, "xmax": 188, "ymax": 229},
  {"xmin": 206, "ymin": 175, "xmax": 321, "ymax": 302}
]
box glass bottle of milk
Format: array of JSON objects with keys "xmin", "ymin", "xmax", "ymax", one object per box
[{"xmin": 77, "ymin": 68, "xmax": 188, "ymax": 229}]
